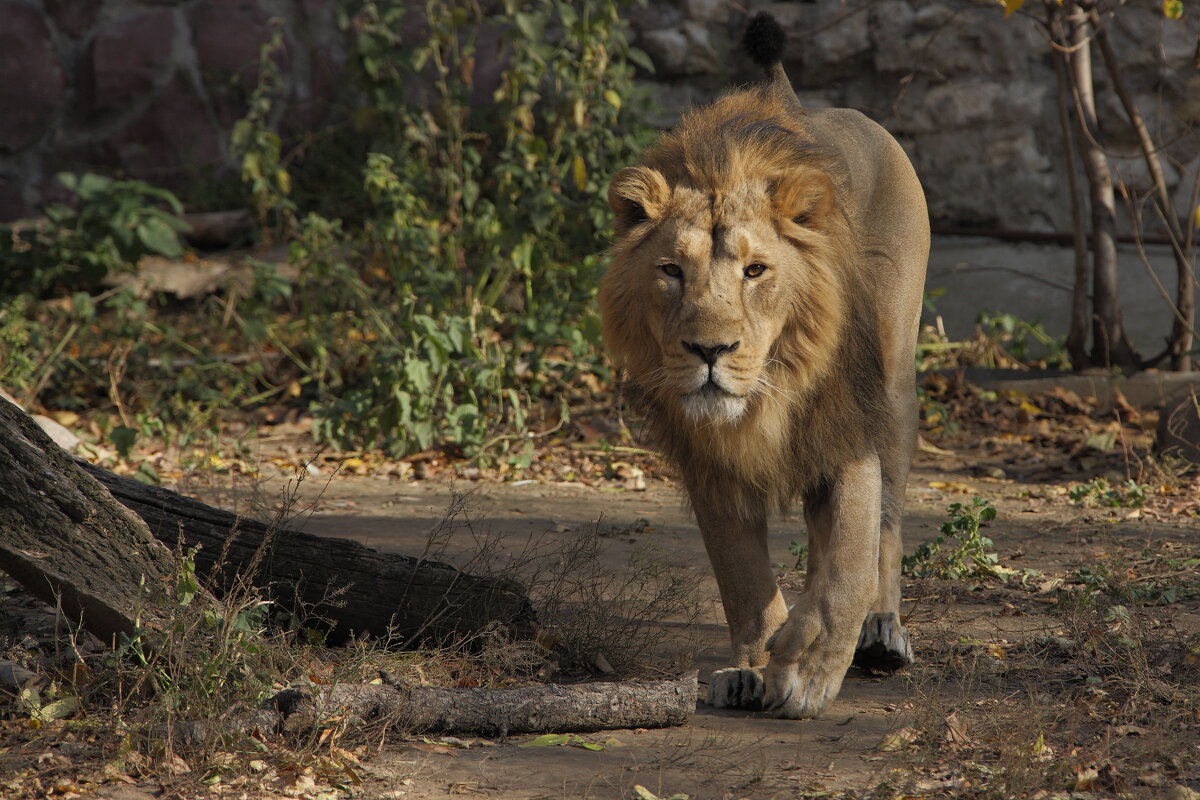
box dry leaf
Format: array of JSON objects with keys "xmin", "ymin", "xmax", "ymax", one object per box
[
  {"xmin": 1114, "ymin": 724, "xmax": 1149, "ymax": 736},
  {"xmin": 877, "ymin": 727, "xmax": 919, "ymax": 751},
  {"xmin": 1075, "ymin": 766, "xmax": 1099, "ymax": 791},
  {"xmin": 929, "ymin": 480, "xmax": 975, "ymax": 493},
  {"xmin": 943, "ymin": 712, "xmax": 969, "ymax": 744}
]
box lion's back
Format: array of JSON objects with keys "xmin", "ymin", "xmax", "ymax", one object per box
[{"xmin": 802, "ymin": 107, "xmax": 929, "ymax": 381}]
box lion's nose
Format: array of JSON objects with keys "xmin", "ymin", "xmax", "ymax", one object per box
[{"xmin": 682, "ymin": 340, "xmax": 740, "ymax": 366}]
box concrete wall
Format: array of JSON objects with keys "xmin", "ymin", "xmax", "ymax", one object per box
[
  {"xmin": 0, "ymin": 0, "xmax": 1197, "ymax": 235},
  {"xmin": 926, "ymin": 236, "xmax": 1182, "ymax": 356}
]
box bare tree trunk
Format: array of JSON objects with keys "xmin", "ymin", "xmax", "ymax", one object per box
[
  {"xmin": 0, "ymin": 398, "xmax": 194, "ymax": 645},
  {"xmin": 1067, "ymin": 1, "xmax": 1139, "ymax": 370},
  {"xmin": 1049, "ymin": 4, "xmax": 1091, "ymax": 369},
  {"xmin": 1090, "ymin": 10, "xmax": 1194, "ymax": 372}
]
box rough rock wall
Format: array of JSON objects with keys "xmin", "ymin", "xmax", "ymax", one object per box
[
  {"xmin": 633, "ymin": 0, "xmax": 1200, "ymax": 232},
  {"xmin": 0, "ymin": 0, "xmax": 345, "ymax": 220},
  {"xmin": 1, "ymin": 0, "xmax": 1196, "ymax": 232}
]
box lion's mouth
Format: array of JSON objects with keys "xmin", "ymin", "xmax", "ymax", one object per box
[
  {"xmin": 677, "ymin": 378, "xmax": 750, "ymax": 424},
  {"xmin": 688, "ymin": 379, "xmax": 742, "ymax": 400}
]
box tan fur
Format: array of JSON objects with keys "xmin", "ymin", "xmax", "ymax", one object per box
[{"xmin": 599, "ymin": 70, "xmax": 929, "ymax": 718}]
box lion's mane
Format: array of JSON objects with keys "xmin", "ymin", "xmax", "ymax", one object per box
[{"xmin": 600, "ymin": 86, "xmax": 890, "ymax": 520}]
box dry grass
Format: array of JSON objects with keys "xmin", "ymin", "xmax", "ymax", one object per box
[
  {"xmin": 0, "ymin": 480, "xmax": 704, "ymax": 799},
  {"xmin": 864, "ymin": 569, "xmax": 1200, "ymax": 800}
]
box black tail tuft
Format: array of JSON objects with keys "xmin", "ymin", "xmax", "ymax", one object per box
[{"xmin": 743, "ymin": 12, "xmax": 786, "ymax": 68}]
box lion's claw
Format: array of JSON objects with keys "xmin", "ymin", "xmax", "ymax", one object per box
[
  {"xmin": 762, "ymin": 656, "xmax": 846, "ymax": 719},
  {"xmin": 853, "ymin": 611, "xmax": 914, "ymax": 672},
  {"xmin": 707, "ymin": 667, "xmax": 764, "ymax": 709}
]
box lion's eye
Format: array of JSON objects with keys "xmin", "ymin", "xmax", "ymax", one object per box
[
  {"xmin": 743, "ymin": 263, "xmax": 768, "ymax": 279},
  {"xmin": 660, "ymin": 263, "xmax": 682, "ymax": 279}
]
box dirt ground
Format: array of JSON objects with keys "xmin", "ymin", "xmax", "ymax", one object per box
[
  {"xmin": 5, "ymin": 380, "xmax": 1200, "ymax": 799},
  {"xmin": 169, "ymin": 387, "xmax": 1200, "ymax": 799}
]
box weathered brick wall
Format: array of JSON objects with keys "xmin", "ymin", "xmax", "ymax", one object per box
[
  {"xmin": 1, "ymin": 0, "xmax": 1196, "ymax": 231},
  {"xmin": 0, "ymin": 0, "xmax": 345, "ymax": 220}
]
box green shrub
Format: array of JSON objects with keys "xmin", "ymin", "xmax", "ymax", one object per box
[
  {"xmin": 3, "ymin": 0, "xmax": 652, "ymax": 462},
  {"xmin": 0, "ymin": 173, "xmax": 190, "ymax": 297},
  {"xmin": 239, "ymin": 0, "xmax": 652, "ymax": 457}
]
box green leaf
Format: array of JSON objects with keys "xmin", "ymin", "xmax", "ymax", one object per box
[
  {"xmin": 136, "ymin": 219, "xmax": 183, "ymax": 257},
  {"xmin": 513, "ymin": 12, "xmax": 541, "ymax": 40},
  {"xmin": 626, "ymin": 47, "xmax": 654, "ymax": 73},
  {"xmin": 76, "ymin": 173, "xmax": 111, "ymax": 198},
  {"xmin": 519, "ymin": 733, "xmax": 572, "ymax": 748},
  {"xmin": 110, "ymin": 426, "xmax": 138, "ymax": 458},
  {"xmin": 1162, "ymin": 0, "xmax": 1184, "ymax": 18},
  {"xmin": 603, "ymin": 90, "xmax": 622, "ymax": 111},
  {"xmin": 404, "ymin": 359, "xmax": 433, "ymax": 393}
]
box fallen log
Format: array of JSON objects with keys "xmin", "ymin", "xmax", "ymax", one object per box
[
  {"xmin": 172, "ymin": 671, "xmax": 699, "ymax": 742},
  {"xmin": 0, "ymin": 398, "xmax": 196, "ymax": 645},
  {"xmin": 0, "ymin": 658, "xmax": 47, "ymax": 694},
  {"xmin": 80, "ymin": 462, "xmax": 537, "ymax": 645},
  {"xmin": 0, "ymin": 395, "xmax": 533, "ymax": 647},
  {"xmin": 180, "ymin": 209, "xmax": 253, "ymax": 249}
]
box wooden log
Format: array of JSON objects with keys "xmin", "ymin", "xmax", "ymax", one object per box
[
  {"xmin": 172, "ymin": 671, "xmax": 698, "ymax": 742},
  {"xmin": 0, "ymin": 658, "xmax": 47, "ymax": 694},
  {"xmin": 80, "ymin": 462, "xmax": 537, "ymax": 645},
  {"xmin": 0, "ymin": 398, "xmax": 187, "ymax": 645},
  {"xmin": 180, "ymin": 209, "xmax": 254, "ymax": 249}
]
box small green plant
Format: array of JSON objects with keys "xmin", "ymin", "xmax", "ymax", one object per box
[
  {"xmin": 975, "ymin": 311, "xmax": 1070, "ymax": 370},
  {"xmin": 787, "ymin": 538, "xmax": 808, "ymax": 571},
  {"xmin": 112, "ymin": 549, "xmax": 279, "ymax": 716},
  {"xmin": 916, "ymin": 300, "xmax": 1071, "ymax": 372},
  {"xmin": 1066, "ymin": 557, "xmax": 1200, "ymax": 606},
  {"xmin": 903, "ymin": 497, "xmax": 1002, "ymax": 580},
  {"xmin": 230, "ymin": 22, "xmax": 296, "ymax": 242},
  {"xmin": 0, "ymin": 173, "xmax": 190, "ymax": 297},
  {"xmin": 1068, "ymin": 477, "xmax": 1148, "ymax": 508}
]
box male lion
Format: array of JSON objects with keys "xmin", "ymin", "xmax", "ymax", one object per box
[{"xmin": 598, "ymin": 13, "xmax": 929, "ymax": 718}]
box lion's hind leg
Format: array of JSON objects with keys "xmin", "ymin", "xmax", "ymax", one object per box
[
  {"xmin": 854, "ymin": 610, "xmax": 913, "ymax": 671},
  {"xmin": 853, "ymin": 390, "xmax": 916, "ymax": 672}
]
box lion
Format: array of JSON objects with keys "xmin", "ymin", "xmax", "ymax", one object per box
[{"xmin": 597, "ymin": 13, "xmax": 929, "ymax": 719}]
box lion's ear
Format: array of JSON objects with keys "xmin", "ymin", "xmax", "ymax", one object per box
[
  {"xmin": 771, "ymin": 167, "xmax": 834, "ymax": 229},
  {"xmin": 609, "ymin": 167, "xmax": 670, "ymax": 237}
]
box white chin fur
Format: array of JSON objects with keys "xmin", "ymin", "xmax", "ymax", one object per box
[{"xmin": 682, "ymin": 391, "xmax": 747, "ymax": 424}]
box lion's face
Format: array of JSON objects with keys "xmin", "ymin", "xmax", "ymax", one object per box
[{"xmin": 600, "ymin": 163, "xmax": 844, "ymax": 426}]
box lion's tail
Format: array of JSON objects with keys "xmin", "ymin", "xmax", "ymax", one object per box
[{"xmin": 742, "ymin": 12, "xmax": 803, "ymax": 112}]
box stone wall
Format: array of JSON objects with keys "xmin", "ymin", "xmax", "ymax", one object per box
[
  {"xmin": 1, "ymin": 0, "xmax": 1197, "ymax": 231},
  {"xmin": 0, "ymin": 0, "xmax": 345, "ymax": 220},
  {"xmin": 631, "ymin": 0, "xmax": 1200, "ymax": 232}
]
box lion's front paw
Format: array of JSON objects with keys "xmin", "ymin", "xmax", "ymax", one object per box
[
  {"xmin": 853, "ymin": 611, "xmax": 914, "ymax": 672},
  {"xmin": 707, "ymin": 667, "xmax": 764, "ymax": 710},
  {"xmin": 761, "ymin": 654, "xmax": 846, "ymax": 719}
]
